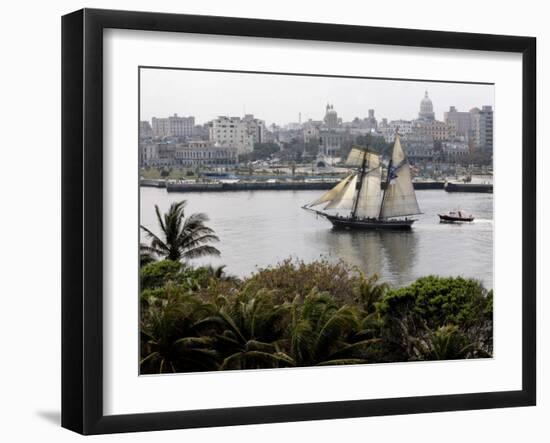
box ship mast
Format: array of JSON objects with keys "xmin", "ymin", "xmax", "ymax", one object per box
[
  {"xmin": 379, "ymin": 130, "xmax": 398, "ymax": 219},
  {"xmin": 378, "ymin": 158, "xmax": 393, "ymax": 220},
  {"xmin": 351, "ymin": 150, "xmax": 368, "ymax": 219}
]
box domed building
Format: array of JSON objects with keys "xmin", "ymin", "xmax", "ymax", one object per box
[{"xmin": 418, "ymin": 91, "xmax": 435, "ymax": 121}]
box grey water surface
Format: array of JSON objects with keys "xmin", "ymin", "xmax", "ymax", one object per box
[{"xmin": 140, "ymin": 188, "xmax": 493, "ymax": 289}]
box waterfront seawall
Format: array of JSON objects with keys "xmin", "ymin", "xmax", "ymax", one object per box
[
  {"xmin": 140, "ymin": 179, "xmax": 167, "ymax": 188},
  {"xmin": 165, "ymin": 181, "xmax": 337, "ymax": 192},
  {"xmin": 141, "ymin": 180, "xmax": 446, "ymax": 193},
  {"xmin": 445, "ymin": 182, "xmax": 493, "ymax": 193}
]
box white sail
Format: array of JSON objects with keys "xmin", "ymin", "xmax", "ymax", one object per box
[
  {"xmin": 325, "ymin": 174, "xmax": 358, "ymax": 210},
  {"xmin": 379, "ymin": 134, "xmax": 421, "ymax": 218},
  {"xmin": 307, "ymin": 174, "xmax": 354, "ymax": 207},
  {"xmin": 354, "ymin": 166, "xmax": 382, "ymax": 218},
  {"xmin": 346, "ymin": 147, "xmax": 379, "ymax": 168}
]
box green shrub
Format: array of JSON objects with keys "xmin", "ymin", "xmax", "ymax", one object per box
[
  {"xmin": 140, "ymin": 260, "xmax": 182, "ymax": 290},
  {"xmin": 243, "ymin": 258, "xmax": 362, "ymax": 304},
  {"xmin": 377, "ymin": 276, "xmax": 492, "ymax": 329},
  {"xmin": 139, "ymin": 260, "xmax": 493, "ymax": 373},
  {"xmin": 376, "ymin": 276, "xmax": 493, "ymax": 360}
]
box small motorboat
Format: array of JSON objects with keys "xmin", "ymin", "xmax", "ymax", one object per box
[{"xmin": 438, "ymin": 210, "xmax": 474, "ymax": 222}]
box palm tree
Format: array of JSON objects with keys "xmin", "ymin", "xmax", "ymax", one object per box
[
  {"xmin": 285, "ymin": 291, "xmax": 378, "ymax": 366},
  {"xmin": 140, "ymin": 287, "xmax": 220, "ymax": 373},
  {"xmin": 141, "ymin": 201, "xmax": 220, "ymax": 262},
  {"xmin": 139, "ymin": 243, "xmax": 156, "ymax": 267},
  {"xmin": 196, "ymin": 291, "xmax": 294, "ymax": 370},
  {"xmin": 423, "ymin": 325, "xmax": 475, "ymax": 361},
  {"xmin": 353, "ymin": 273, "xmax": 389, "ymax": 314}
]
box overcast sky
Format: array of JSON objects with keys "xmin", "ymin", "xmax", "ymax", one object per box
[{"xmin": 140, "ymin": 68, "xmax": 494, "ymax": 126}]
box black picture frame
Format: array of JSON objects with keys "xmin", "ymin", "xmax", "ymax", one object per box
[{"xmin": 62, "ymin": 8, "xmax": 536, "ymax": 435}]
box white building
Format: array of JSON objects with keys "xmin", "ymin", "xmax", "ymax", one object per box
[
  {"xmin": 377, "ymin": 120, "xmax": 413, "ymax": 142},
  {"xmin": 140, "ymin": 143, "xmax": 159, "ymax": 166},
  {"xmin": 140, "ymin": 140, "xmax": 238, "ymax": 167},
  {"xmin": 319, "ymin": 130, "xmax": 343, "ymax": 157},
  {"xmin": 151, "ymin": 114, "xmax": 195, "ymax": 138},
  {"xmin": 413, "ymin": 119, "xmax": 455, "ymax": 141},
  {"xmin": 390, "ymin": 120, "xmax": 414, "ymax": 138},
  {"xmin": 174, "ymin": 141, "xmax": 238, "ymax": 166},
  {"xmin": 209, "ymin": 114, "xmax": 266, "ymax": 154}
]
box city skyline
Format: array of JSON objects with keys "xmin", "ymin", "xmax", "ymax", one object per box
[{"xmin": 140, "ymin": 68, "xmax": 495, "ymax": 126}]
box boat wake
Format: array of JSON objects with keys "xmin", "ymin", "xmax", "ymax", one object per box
[{"xmin": 472, "ymin": 219, "xmax": 494, "ymax": 224}]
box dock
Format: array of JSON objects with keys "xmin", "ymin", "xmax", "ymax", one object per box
[
  {"xmin": 140, "ymin": 179, "xmax": 166, "ymax": 188},
  {"xmin": 165, "ymin": 181, "xmax": 337, "ymax": 192},
  {"xmin": 140, "ymin": 179, "xmax": 446, "ymax": 193},
  {"xmin": 444, "ymin": 182, "xmax": 493, "ymax": 193}
]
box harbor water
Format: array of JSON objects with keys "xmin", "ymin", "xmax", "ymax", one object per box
[{"xmin": 140, "ymin": 188, "xmax": 493, "ymax": 289}]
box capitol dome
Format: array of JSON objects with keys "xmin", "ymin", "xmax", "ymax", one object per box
[{"xmin": 418, "ymin": 91, "xmax": 435, "ymax": 120}]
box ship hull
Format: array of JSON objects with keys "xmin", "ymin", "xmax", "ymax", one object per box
[
  {"xmin": 324, "ymin": 214, "xmax": 415, "ymax": 230},
  {"xmin": 438, "ymin": 214, "xmax": 474, "ymax": 222}
]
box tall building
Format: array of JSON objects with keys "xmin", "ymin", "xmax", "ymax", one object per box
[
  {"xmin": 444, "ymin": 106, "xmax": 472, "ymax": 138},
  {"xmin": 479, "ymin": 106, "xmax": 494, "ymax": 152},
  {"xmin": 418, "ymin": 91, "xmax": 435, "ymax": 121},
  {"xmin": 209, "ymin": 115, "xmax": 266, "ymax": 154},
  {"xmin": 242, "ymin": 114, "xmax": 267, "ymax": 145},
  {"xmin": 151, "ymin": 114, "xmax": 195, "ymax": 138},
  {"xmin": 469, "ymin": 106, "xmax": 493, "ymax": 152}
]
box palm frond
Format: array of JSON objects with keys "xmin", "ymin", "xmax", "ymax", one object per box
[
  {"xmin": 140, "ymin": 225, "xmax": 168, "ymax": 252},
  {"xmin": 182, "ymin": 245, "xmax": 221, "ymax": 259}
]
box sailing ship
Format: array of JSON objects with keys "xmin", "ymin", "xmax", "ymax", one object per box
[{"xmin": 303, "ymin": 133, "xmax": 421, "ymax": 230}]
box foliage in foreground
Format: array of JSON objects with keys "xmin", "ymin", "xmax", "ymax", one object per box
[{"xmin": 140, "ymin": 259, "xmax": 493, "ymax": 374}]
